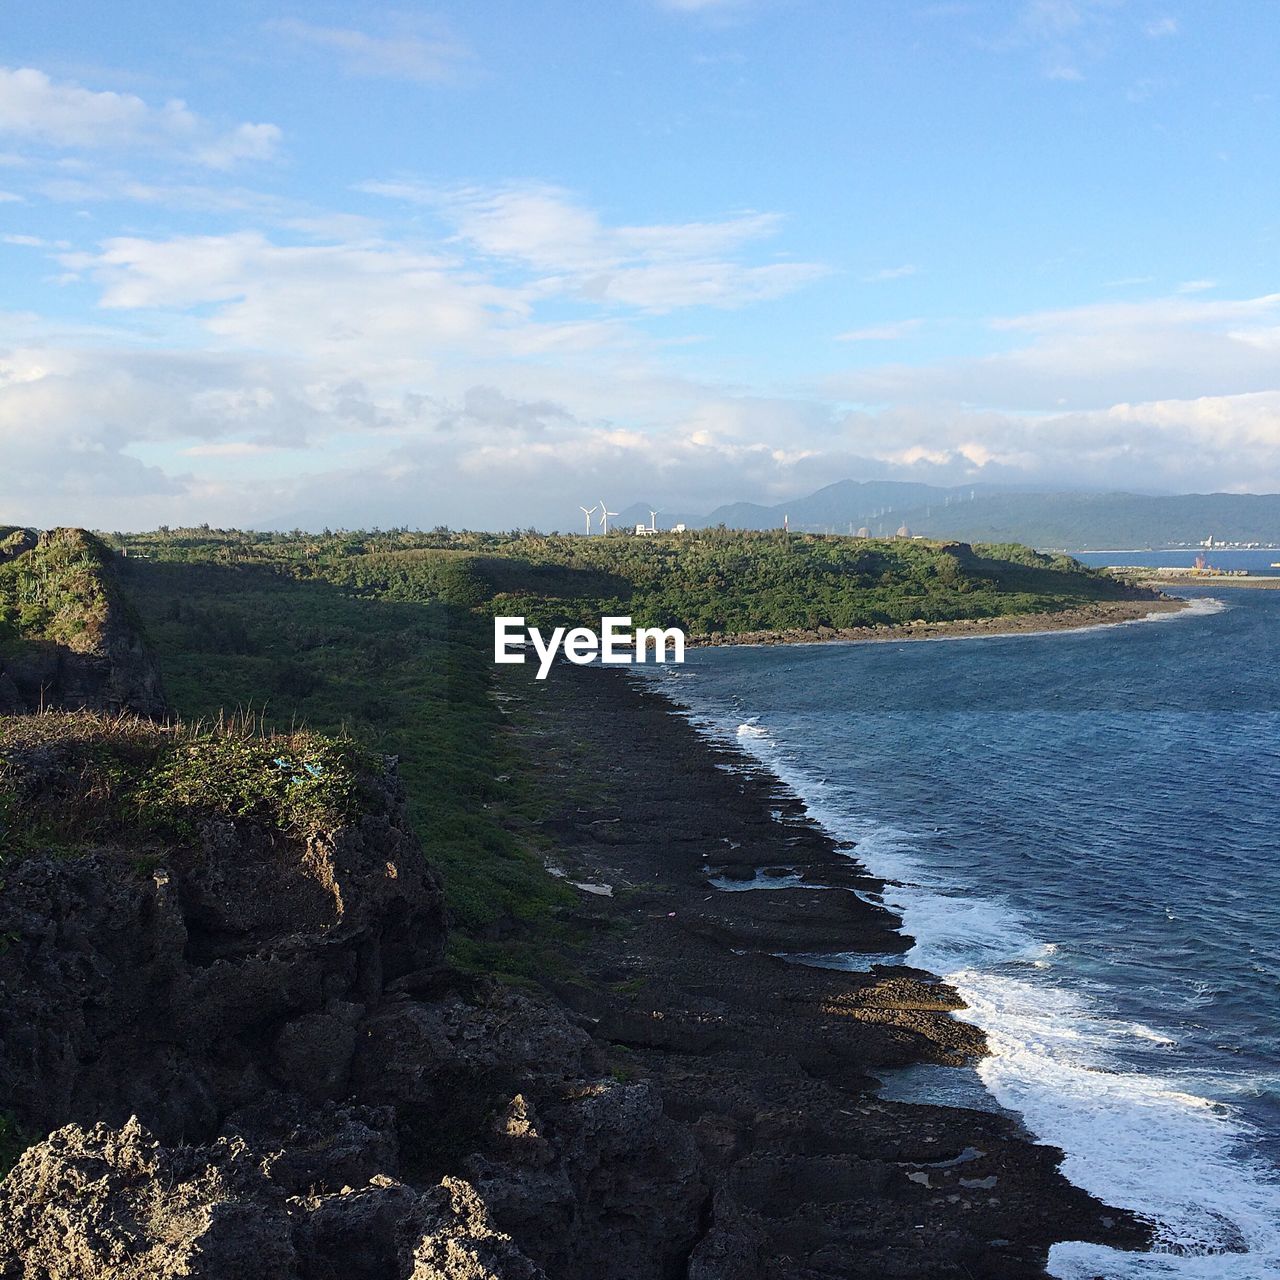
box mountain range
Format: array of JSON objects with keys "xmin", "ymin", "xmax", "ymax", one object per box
[{"xmin": 617, "ymin": 482, "xmax": 1280, "ymax": 550}]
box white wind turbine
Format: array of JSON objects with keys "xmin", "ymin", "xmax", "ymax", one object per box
[
  {"xmin": 648, "ymin": 509, "xmax": 660, "ymax": 532},
  {"xmin": 579, "ymin": 504, "xmax": 598, "ymax": 535},
  {"xmin": 598, "ymin": 499, "xmax": 618, "ymax": 534}
]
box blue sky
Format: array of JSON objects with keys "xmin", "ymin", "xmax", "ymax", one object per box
[{"xmin": 2, "ymin": 0, "xmax": 1278, "ymax": 530}]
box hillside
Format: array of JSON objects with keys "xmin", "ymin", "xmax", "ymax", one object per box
[{"xmin": 111, "ymin": 526, "xmax": 1152, "ymax": 640}]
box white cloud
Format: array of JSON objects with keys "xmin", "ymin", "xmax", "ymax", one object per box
[
  {"xmin": 7, "ymin": 157, "xmax": 1280, "ymax": 531},
  {"xmin": 1144, "ymin": 16, "xmax": 1179, "ymax": 38},
  {"xmin": 362, "ymin": 181, "xmax": 826, "ymax": 313},
  {"xmin": 195, "ymin": 122, "xmax": 283, "ymax": 171},
  {"xmin": 1177, "ymin": 278, "xmax": 1217, "ymax": 294},
  {"xmin": 271, "ymin": 20, "xmax": 471, "ymax": 83},
  {"xmin": 832, "ymin": 292, "xmax": 1280, "ymax": 413},
  {"xmin": 0, "ymin": 66, "xmax": 280, "ymax": 167}
]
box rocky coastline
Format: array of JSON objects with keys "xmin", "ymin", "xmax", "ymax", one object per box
[
  {"xmin": 497, "ymin": 662, "xmax": 1150, "ymax": 1276},
  {"xmin": 688, "ymin": 596, "xmax": 1186, "ymax": 648},
  {"xmin": 0, "ymin": 537, "xmax": 1151, "ymax": 1278}
]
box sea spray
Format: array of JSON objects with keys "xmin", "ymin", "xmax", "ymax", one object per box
[{"xmin": 651, "ymin": 595, "xmax": 1280, "ymax": 1277}]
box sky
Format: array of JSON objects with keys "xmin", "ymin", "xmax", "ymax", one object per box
[{"xmin": 1, "ymin": 0, "xmax": 1278, "ymax": 531}]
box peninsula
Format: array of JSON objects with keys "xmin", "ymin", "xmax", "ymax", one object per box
[{"xmin": 0, "ymin": 527, "xmax": 1158, "ymax": 1278}]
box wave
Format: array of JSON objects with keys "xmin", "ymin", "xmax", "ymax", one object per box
[{"xmin": 665, "ymin": 682, "xmax": 1280, "ymax": 1278}]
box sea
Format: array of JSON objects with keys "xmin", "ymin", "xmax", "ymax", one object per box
[{"xmin": 652, "ymin": 561, "xmax": 1280, "ymax": 1279}]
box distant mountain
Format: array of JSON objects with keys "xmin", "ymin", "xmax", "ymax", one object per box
[{"xmin": 649, "ymin": 481, "xmax": 1280, "ymax": 549}]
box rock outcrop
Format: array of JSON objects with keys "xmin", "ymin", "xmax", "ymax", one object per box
[
  {"xmin": 0, "ymin": 1118, "xmax": 544, "ymax": 1280},
  {"xmin": 0, "ymin": 719, "xmax": 705, "ymax": 1280},
  {"xmin": 0, "ymin": 528, "xmax": 166, "ymax": 718}
]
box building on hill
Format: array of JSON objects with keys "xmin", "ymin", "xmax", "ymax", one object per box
[
  {"xmin": 856, "ymin": 526, "xmax": 871, "ymax": 538},
  {"xmin": 896, "ymin": 524, "xmax": 912, "ymax": 538}
]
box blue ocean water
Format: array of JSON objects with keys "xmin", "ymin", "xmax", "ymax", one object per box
[
  {"xmin": 1075, "ymin": 549, "xmax": 1280, "ymax": 573},
  {"xmin": 654, "ymin": 592, "xmax": 1280, "ymax": 1278}
]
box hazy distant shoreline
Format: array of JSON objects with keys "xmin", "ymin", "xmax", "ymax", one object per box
[{"xmin": 688, "ymin": 597, "xmax": 1189, "ymax": 649}]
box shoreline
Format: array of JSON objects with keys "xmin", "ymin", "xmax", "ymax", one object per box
[
  {"xmin": 504, "ymin": 661, "xmax": 1148, "ymax": 1275},
  {"xmin": 687, "ymin": 596, "xmax": 1189, "ymax": 648}
]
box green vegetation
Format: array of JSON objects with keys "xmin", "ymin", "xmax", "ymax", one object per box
[
  {"xmin": 111, "ymin": 525, "xmax": 1142, "ymax": 637},
  {"xmin": 111, "ymin": 556, "xmax": 575, "ymax": 976},
  {"xmin": 0, "ymin": 528, "xmax": 122, "ymax": 650},
  {"xmin": 5, "ymin": 524, "xmax": 1137, "ymax": 973},
  {"xmin": 0, "ymin": 712, "xmax": 376, "ymax": 861}
]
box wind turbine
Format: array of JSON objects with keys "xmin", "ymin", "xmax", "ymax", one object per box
[
  {"xmin": 648, "ymin": 509, "xmax": 660, "ymax": 532},
  {"xmin": 579, "ymin": 504, "xmax": 597, "ymax": 535},
  {"xmin": 598, "ymin": 499, "xmax": 618, "ymax": 534}
]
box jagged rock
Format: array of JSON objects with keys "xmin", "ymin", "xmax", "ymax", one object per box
[
  {"xmin": 407, "ymin": 1178, "xmax": 545, "ymax": 1280},
  {"xmin": 0, "ymin": 1121, "xmax": 543, "ymax": 1280},
  {"xmin": 465, "ymin": 1079, "xmax": 708, "ymax": 1280},
  {"xmin": 224, "ymin": 1098, "xmax": 400, "ymax": 1195},
  {"xmin": 352, "ymin": 987, "xmax": 596, "ymax": 1114},
  {"xmin": 687, "ymin": 1196, "xmax": 769, "ymax": 1280},
  {"xmin": 273, "ymin": 1002, "xmax": 365, "ymax": 1102},
  {"xmin": 0, "ymin": 1118, "xmax": 299, "ymax": 1280},
  {"xmin": 0, "ymin": 762, "xmax": 446, "ymax": 1145}
]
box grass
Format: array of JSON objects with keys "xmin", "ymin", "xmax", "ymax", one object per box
[
  {"xmin": 0, "ymin": 528, "xmax": 125, "ymax": 651},
  {"xmin": 0, "ymin": 710, "xmax": 378, "ymax": 863},
  {"xmin": 112, "ymin": 557, "xmax": 577, "ymax": 978}
]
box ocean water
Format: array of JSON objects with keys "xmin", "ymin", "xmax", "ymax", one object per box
[
  {"xmin": 1074, "ymin": 549, "xmax": 1280, "ymax": 573},
  {"xmin": 652, "ymin": 591, "xmax": 1280, "ymax": 1278}
]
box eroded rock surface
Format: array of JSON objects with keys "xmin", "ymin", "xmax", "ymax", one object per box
[
  {"xmin": 0, "ymin": 642, "xmax": 1149, "ymax": 1278},
  {"xmin": 0, "ymin": 1118, "xmax": 543, "ymax": 1280},
  {"xmin": 0, "ymin": 735, "xmax": 704, "ymax": 1280}
]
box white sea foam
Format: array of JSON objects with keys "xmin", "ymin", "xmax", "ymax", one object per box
[{"xmin": 667, "ymin": 687, "xmax": 1280, "ymax": 1279}]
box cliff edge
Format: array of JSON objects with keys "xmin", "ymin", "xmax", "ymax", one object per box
[{"xmin": 0, "ymin": 713, "xmax": 703, "ymax": 1280}]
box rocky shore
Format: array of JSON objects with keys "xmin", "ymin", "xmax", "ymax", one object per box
[
  {"xmin": 500, "ymin": 663, "xmax": 1150, "ymax": 1276},
  {"xmin": 0, "ymin": 719, "xmax": 705, "ymax": 1280},
  {"xmin": 689, "ymin": 596, "xmax": 1186, "ymax": 648}
]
